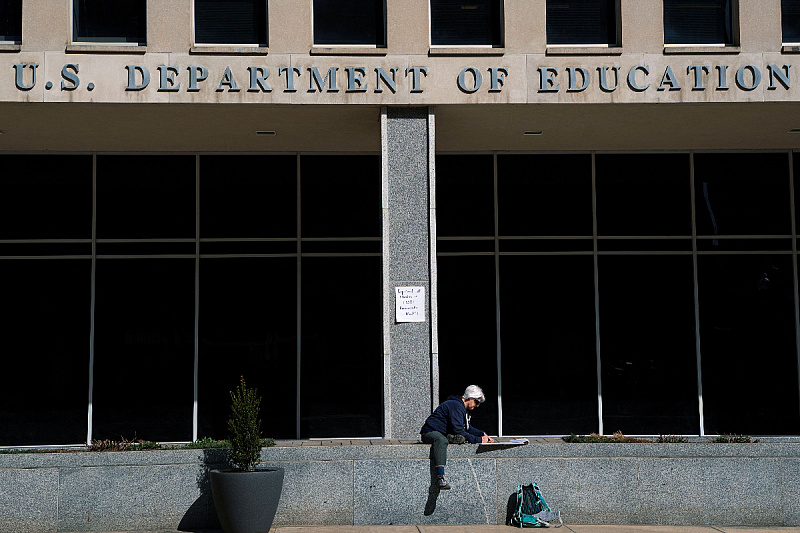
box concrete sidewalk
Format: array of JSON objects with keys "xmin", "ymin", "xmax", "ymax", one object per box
[
  {"xmin": 272, "ymin": 526, "xmax": 800, "ymax": 533},
  {"xmin": 67, "ymin": 526, "xmax": 800, "ymax": 533}
]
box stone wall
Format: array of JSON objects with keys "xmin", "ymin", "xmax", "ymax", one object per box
[{"xmin": 1, "ymin": 440, "xmax": 798, "ymax": 532}]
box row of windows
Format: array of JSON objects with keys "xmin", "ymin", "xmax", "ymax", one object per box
[
  {"xmin": 0, "ymin": 154, "xmax": 382, "ymax": 445},
  {"xmin": 437, "ymin": 152, "xmax": 800, "ymax": 437},
  {"xmin": 2, "ymin": 0, "xmax": 799, "ymax": 48},
  {"xmin": 4, "ymin": 152, "xmax": 800, "ymax": 445}
]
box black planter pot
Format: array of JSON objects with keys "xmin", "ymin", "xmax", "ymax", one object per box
[{"xmin": 210, "ymin": 467, "xmax": 285, "ymax": 533}]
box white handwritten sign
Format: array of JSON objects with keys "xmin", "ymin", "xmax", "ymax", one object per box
[{"xmin": 395, "ymin": 286, "xmax": 425, "ymax": 323}]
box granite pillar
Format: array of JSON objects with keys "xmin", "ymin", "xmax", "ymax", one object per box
[{"xmin": 382, "ymin": 106, "xmax": 437, "ymax": 439}]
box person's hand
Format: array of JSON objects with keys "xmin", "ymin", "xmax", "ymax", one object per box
[{"xmin": 481, "ymin": 434, "xmax": 495, "ymax": 443}]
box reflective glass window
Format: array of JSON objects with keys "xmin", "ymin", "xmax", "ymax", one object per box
[
  {"xmin": 313, "ymin": 0, "xmax": 385, "ymax": 46},
  {"xmin": 546, "ymin": 0, "xmax": 618, "ymax": 46},
  {"xmin": 200, "ymin": 155, "xmax": 296, "ymax": 239},
  {"xmin": 663, "ymin": 0, "xmax": 734, "ymax": 45},
  {"xmin": 436, "ymin": 154, "xmax": 494, "ymax": 237},
  {"xmin": 430, "ymin": 0, "xmax": 503, "ymax": 46},
  {"xmin": 0, "ymin": 0, "xmax": 21, "ymax": 43},
  {"xmin": 497, "ymin": 154, "xmax": 593, "ymax": 237},
  {"xmin": 300, "ymin": 155, "xmax": 381, "ymax": 238},
  {"xmin": 92, "ymin": 259, "xmax": 195, "ymax": 442},
  {"xmin": 73, "ymin": 0, "xmax": 146, "ymax": 44},
  {"xmin": 437, "ymin": 255, "xmax": 499, "ymax": 435},
  {"xmin": 195, "ymin": 0, "xmax": 267, "ymax": 45},
  {"xmin": 0, "ymin": 155, "xmax": 92, "ymax": 240},
  {"xmin": 599, "ymin": 255, "xmax": 699, "ymax": 435},
  {"xmin": 783, "ymin": 0, "xmax": 800, "ymax": 42},
  {"xmin": 694, "ymin": 153, "xmax": 791, "ymax": 237},
  {"xmin": 300, "ymin": 257, "xmax": 382, "ymax": 437},
  {"xmin": 596, "ymin": 153, "xmax": 691, "ymax": 237},
  {"xmin": 97, "ymin": 155, "xmax": 196, "ymax": 239},
  {"xmin": 500, "ymin": 255, "xmax": 598, "ymax": 435},
  {"xmin": 698, "ymin": 254, "xmax": 800, "ymax": 435},
  {"xmin": 0, "ymin": 260, "xmax": 91, "ymax": 446},
  {"xmin": 198, "ymin": 258, "xmax": 297, "ymax": 440}
]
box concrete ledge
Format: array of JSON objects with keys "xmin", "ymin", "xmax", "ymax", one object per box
[{"xmin": 1, "ymin": 441, "xmax": 798, "ymax": 531}]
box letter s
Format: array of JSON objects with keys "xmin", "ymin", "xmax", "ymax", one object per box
[{"xmin": 61, "ymin": 64, "xmax": 80, "ymax": 91}]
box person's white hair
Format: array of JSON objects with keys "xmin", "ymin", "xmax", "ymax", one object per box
[{"xmin": 462, "ymin": 385, "xmax": 485, "ymax": 402}]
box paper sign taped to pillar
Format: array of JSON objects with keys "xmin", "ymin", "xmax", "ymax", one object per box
[{"xmin": 396, "ymin": 286, "xmax": 425, "ymax": 323}]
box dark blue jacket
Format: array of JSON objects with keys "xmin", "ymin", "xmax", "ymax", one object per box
[{"xmin": 420, "ymin": 395, "xmax": 486, "ymax": 444}]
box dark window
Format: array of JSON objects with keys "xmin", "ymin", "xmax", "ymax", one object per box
[
  {"xmin": 300, "ymin": 257, "xmax": 382, "ymax": 437},
  {"xmin": 198, "ymin": 258, "xmax": 297, "ymax": 440},
  {"xmin": 698, "ymin": 255, "xmax": 800, "ymax": 435},
  {"xmin": 546, "ymin": 0, "xmax": 618, "ymax": 46},
  {"xmin": 200, "ymin": 155, "xmax": 296, "ymax": 239},
  {"xmin": 93, "ymin": 259, "xmax": 195, "ymax": 442},
  {"xmin": 436, "ymin": 154, "xmax": 495, "ymax": 238},
  {"xmin": 497, "ymin": 154, "xmax": 594, "ymax": 237},
  {"xmin": 430, "ymin": 0, "xmax": 503, "ymax": 46},
  {"xmin": 73, "ymin": 0, "xmax": 146, "ymax": 44},
  {"xmin": 0, "ymin": 0, "xmax": 21, "ymax": 43},
  {"xmin": 96, "ymin": 155, "xmax": 196, "ymax": 239},
  {"xmin": 313, "ymin": 0, "xmax": 385, "ymax": 46},
  {"xmin": 195, "ymin": 0, "xmax": 267, "ymax": 45},
  {"xmin": 599, "ymin": 255, "xmax": 699, "ymax": 435},
  {"xmin": 783, "ymin": 0, "xmax": 800, "ymax": 42},
  {"xmin": 500, "ymin": 255, "xmax": 598, "ymax": 435},
  {"xmin": 0, "ymin": 260, "xmax": 91, "ymax": 446},
  {"xmin": 694, "ymin": 153, "xmax": 791, "ymax": 238},
  {"xmin": 663, "ymin": 0, "xmax": 735, "ymax": 45},
  {"xmin": 595, "ymin": 153, "xmax": 692, "ymax": 237},
  {"xmin": 0, "ymin": 155, "xmax": 92, "ymax": 240},
  {"xmin": 437, "ymin": 255, "xmax": 499, "ymax": 435},
  {"xmin": 300, "ymin": 155, "xmax": 381, "ymax": 238}
]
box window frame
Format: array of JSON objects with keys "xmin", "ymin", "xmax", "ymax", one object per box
[
  {"xmin": 192, "ymin": 0, "xmax": 269, "ymax": 49},
  {"xmin": 662, "ymin": 0, "xmax": 739, "ymax": 48},
  {"xmin": 0, "ymin": 0, "xmax": 22, "ymax": 45},
  {"xmin": 71, "ymin": 0, "xmax": 147, "ymax": 46},
  {"xmin": 544, "ymin": 0, "xmax": 622, "ymax": 48},
  {"xmin": 781, "ymin": 0, "xmax": 800, "ymax": 46},
  {"xmin": 311, "ymin": 0, "xmax": 387, "ymax": 49},
  {"xmin": 428, "ymin": 0, "xmax": 505, "ymax": 50}
]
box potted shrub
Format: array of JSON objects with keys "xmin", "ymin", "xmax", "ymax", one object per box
[{"xmin": 210, "ymin": 377, "xmax": 285, "ymax": 533}]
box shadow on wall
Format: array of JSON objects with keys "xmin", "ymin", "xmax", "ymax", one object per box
[
  {"xmin": 424, "ymin": 463, "xmax": 441, "ymax": 516},
  {"xmin": 177, "ymin": 448, "xmax": 229, "ymax": 532}
]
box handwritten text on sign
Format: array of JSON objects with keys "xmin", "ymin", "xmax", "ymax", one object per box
[{"xmin": 396, "ymin": 286, "xmax": 425, "ymax": 323}]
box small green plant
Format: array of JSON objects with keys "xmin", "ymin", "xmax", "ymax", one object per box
[
  {"xmin": 89, "ymin": 437, "xmax": 163, "ymax": 452},
  {"xmin": 657, "ymin": 435, "xmax": 689, "ymax": 443},
  {"xmin": 709, "ymin": 434, "xmax": 759, "ymax": 443},
  {"xmin": 227, "ymin": 377, "xmax": 264, "ymax": 471},
  {"xmin": 183, "ymin": 437, "xmax": 231, "ymax": 449},
  {"xmin": 562, "ymin": 431, "xmax": 652, "ymax": 443}
]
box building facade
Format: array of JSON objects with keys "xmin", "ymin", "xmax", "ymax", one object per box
[{"xmin": 2, "ymin": 0, "xmax": 800, "ymax": 448}]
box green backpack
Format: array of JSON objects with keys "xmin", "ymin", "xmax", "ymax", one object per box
[{"xmin": 511, "ymin": 483, "xmax": 563, "ymax": 528}]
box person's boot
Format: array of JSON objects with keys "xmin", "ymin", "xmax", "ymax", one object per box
[{"xmin": 437, "ymin": 475, "xmax": 451, "ymax": 490}]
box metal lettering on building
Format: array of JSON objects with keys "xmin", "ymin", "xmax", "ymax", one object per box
[{"xmin": 9, "ymin": 61, "xmax": 794, "ymax": 96}]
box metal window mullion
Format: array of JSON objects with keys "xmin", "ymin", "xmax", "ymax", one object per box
[
  {"xmin": 86, "ymin": 152, "xmax": 97, "ymax": 446},
  {"xmin": 790, "ymin": 150, "xmax": 800, "ymax": 421},
  {"xmin": 193, "ymin": 155, "xmax": 200, "ymax": 443},
  {"xmin": 690, "ymin": 151, "xmax": 706, "ymax": 436},
  {"xmin": 493, "ymin": 152, "xmax": 503, "ymax": 438},
  {"xmin": 296, "ymin": 153, "xmax": 302, "ymax": 440},
  {"xmin": 592, "ymin": 151, "xmax": 603, "ymax": 435}
]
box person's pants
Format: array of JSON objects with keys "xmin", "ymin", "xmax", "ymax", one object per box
[{"xmin": 421, "ymin": 430, "xmax": 448, "ymax": 466}]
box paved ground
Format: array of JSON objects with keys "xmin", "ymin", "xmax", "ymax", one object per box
[{"xmin": 65, "ymin": 526, "xmax": 800, "ymax": 533}]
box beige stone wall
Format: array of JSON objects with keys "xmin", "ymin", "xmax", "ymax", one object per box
[
  {"xmin": 2, "ymin": 0, "xmax": 798, "ymax": 153},
  {"xmin": 2, "ymin": 0, "xmax": 795, "ymax": 106}
]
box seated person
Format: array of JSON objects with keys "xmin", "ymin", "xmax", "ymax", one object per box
[{"xmin": 420, "ymin": 384, "xmax": 494, "ymax": 490}]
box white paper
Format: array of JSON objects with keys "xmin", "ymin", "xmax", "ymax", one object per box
[
  {"xmin": 480, "ymin": 438, "xmax": 529, "ymax": 446},
  {"xmin": 395, "ymin": 286, "xmax": 425, "ymax": 323}
]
